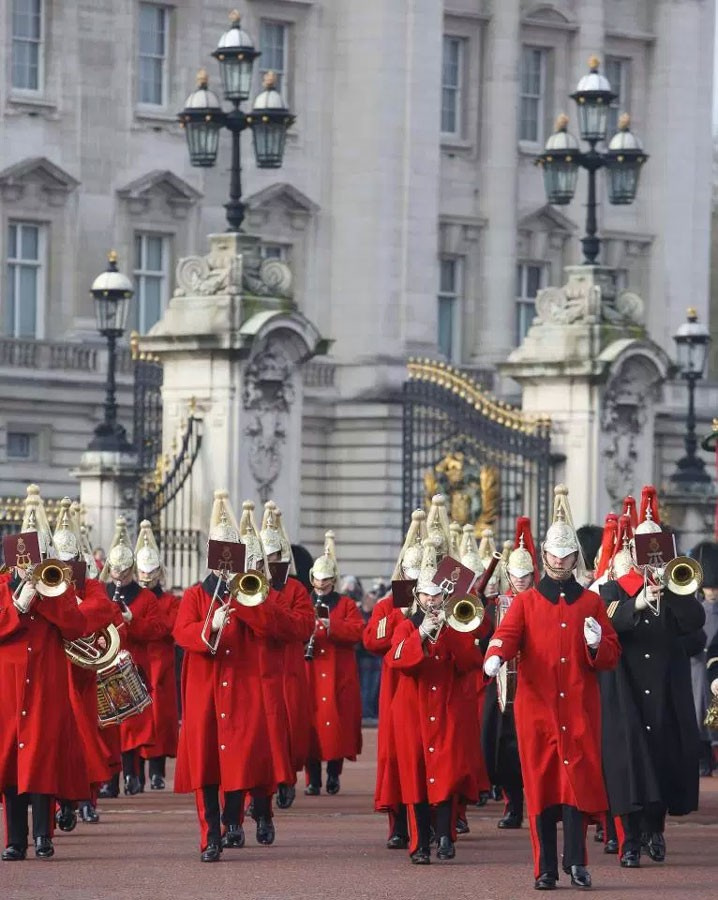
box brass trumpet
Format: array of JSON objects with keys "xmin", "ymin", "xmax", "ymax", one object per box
[
  {"xmin": 12, "ymin": 559, "xmax": 73, "ymax": 612},
  {"xmin": 201, "ymin": 569, "xmax": 270, "ymax": 655},
  {"xmin": 65, "ymin": 624, "xmax": 122, "ymax": 671},
  {"xmin": 445, "ymin": 594, "xmax": 485, "ymax": 633}
]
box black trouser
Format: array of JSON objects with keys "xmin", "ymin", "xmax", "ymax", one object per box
[
  {"xmin": 149, "ymin": 757, "xmax": 166, "ymax": 778},
  {"xmin": 504, "ymin": 784, "xmax": 524, "ymax": 819},
  {"xmin": 306, "ymin": 758, "xmax": 342, "ymax": 788},
  {"xmin": 390, "ymin": 804, "xmax": 409, "ymax": 839},
  {"xmin": 641, "ymin": 803, "xmax": 666, "ymax": 835},
  {"xmin": 413, "ymin": 799, "xmax": 452, "ymax": 849},
  {"xmin": 196, "ymin": 786, "xmax": 245, "ymax": 848},
  {"xmin": 530, "ymin": 804, "xmax": 587, "ymax": 878},
  {"xmin": 121, "ymin": 750, "xmax": 138, "ymax": 779},
  {"xmin": 2, "ymin": 788, "xmax": 52, "ymax": 847},
  {"xmin": 618, "ymin": 811, "xmax": 643, "ymax": 854}
]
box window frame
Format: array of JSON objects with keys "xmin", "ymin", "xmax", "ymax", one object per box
[
  {"xmin": 519, "ymin": 45, "xmax": 547, "ymax": 145},
  {"xmin": 10, "ymin": 0, "xmax": 45, "ymax": 95},
  {"xmin": 5, "ymin": 220, "xmax": 46, "ymax": 339},
  {"xmin": 258, "ymin": 18, "xmax": 290, "ymax": 98},
  {"xmin": 137, "ymin": 2, "xmax": 170, "ymax": 109},
  {"xmin": 438, "ymin": 256, "xmax": 463, "ymax": 363},
  {"xmin": 6, "ymin": 430, "xmax": 39, "ymax": 462},
  {"xmin": 441, "ymin": 34, "xmax": 466, "ymax": 139},
  {"xmin": 605, "ymin": 56, "xmax": 631, "ymax": 139},
  {"xmin": 515, "ymin": 261, "xmax": 548, "ymax": 345},
  {"xmin": 132, "ymin": 231, "xmax": 171, "ymax": 334}
]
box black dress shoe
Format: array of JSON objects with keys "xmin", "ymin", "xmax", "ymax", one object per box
[
  {"xmin": 123, "ymin": 774, "xmax": 141, "ymax": 796},
  {"xmin": 200, "ymin": 843, "xmax": 222, "ymax": 862},
  {"xmin": 620, "ymin": 848, "xmax": 641, "ymax": 868},
  {"xmin": 498, "ymin": 813, "xmax": 523, "ymax": 829},
  {"xmin": 534, "ymin": 873, "xmax": 557, "ymax": 890},
  {"xmin": 34, "ymin": 837, "xmax": 54, "ymax": 860},
  {"xmin": 604, "ymin": 838, "xmax": 618, "ymax": 854},
  {"xmin": 436, "ymin": 836, "xmax": 455, "ymax": 860},
  {"xmin": 567, "ymin": 865, "xmax": 591, "ymax": 888},
  {"xmin": 221, "ymin": 825, "xmax": 245, "ymax": 849},
  {"xmin": 594, "ymin": 824, "xmax": 604, "ymax": 843},
  {"xmin": 455, "ymin": 817, "xmax": 470, "ymax": 835},
  {"xmin": 150, "ymin": 774, "xmax": 165, "ymax": 790},
  {"xmin": 55, "ymin": 803, "xmax": 78, "ymax": 832},
  {"xmin": 2, "ymin": 845, "xmax": 27, "ymax": 861},
  {"xmin": 326, "ymin": 775, "xmax": 340, "ymax": 795},
  {"xmin": 386, "ymin": 833, "xmax": 409, "ymax": 850},
  {"xmin": 490, "ymin": 784, "xmax": 503, "ymax": 802},
  {"xmin": 304, "ymin": 784, "xmax": 320, "ymax": 796},
  {"xmin": 256, "ymin": 816, "xmax": 276, "ymax": 845},
  {"xmin": 646, "ymin": 832, "xmax": 665, "ymax": 862},
  {"xmin": 99, "ymin": 779, "xmax": 119, "ymax": 799},
  {"xmin": 79, "ymin": 802, "xmax": 100, "ymax": 824},
  {"xmin": 476, "ymin": 791, "xmax": 490, "ymax": 807},
  {"xmin": 276, "ymin": 783, "xmax": 296, "ymax": 809},
  {"xmin": 410, "ymin": 846, "xmax": 431, "ymax": 865}
]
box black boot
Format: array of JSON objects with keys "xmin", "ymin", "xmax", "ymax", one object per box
[
  {"xmin": 436, "ymin": 836, "xmax": 455, "ymax": 860},
  {"xmin": 200, "ymin": 843, "xmax": 222, "ymax": 862},
  {"xmin": 2, "ymin": 846, "xmax": 27, "ymax": 862},
  {"xmin": 276, "ymin": 783, "xmax": 296, "ymax": 809},
  {"xmin": 79, "ymin": 802, "xmax": 100, "ymax": 824},
  {"xmin": 411, "ymin": 846, "xmax": 431, "ymax": 865},
  {"xmin": 55, "ymin": 802, "xmax": 77, "ymax": 832},
  {"xmin": 99, "ymin": 774, "xmax": 120, "ymax": 799},
  {"xmin": 34, "ymin": 837, "xmax": 54, "ymax": 860},
  {"xmin": 221, "ymin": 825, "xmax": 245, "ymax": 848}
]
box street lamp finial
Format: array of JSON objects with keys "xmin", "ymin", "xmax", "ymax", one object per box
[
  {"xmin": 262, "ymin": 70, "xmax": 278, "ymax": 90},
  {"xmin": 588, "ymin": 55, "xmax": 600, "ymax": 71},
  {"xmin": 229, "ymin": 9, "xmax": 241, "ymax": 25},
  {"xmin": 554, "ymin": 113, "xmax": 569, "ymax": 132},
  {"xmin": 196, "ymin": 68, "xmax": 209, "ymax": 87}
]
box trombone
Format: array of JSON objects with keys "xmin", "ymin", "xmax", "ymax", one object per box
[
  {"xmin": 642, "ymin": 556, "xmax": 703, "ymax": 616},
  {"xmin": 200, "ymin": 568, "xmax": 270, "ymax": 655},
  {"xmin": 12, "ymin": 559, "xmax": 73, "ymax": 613}
]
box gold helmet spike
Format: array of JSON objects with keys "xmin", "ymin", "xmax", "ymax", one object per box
[
  {"xmin": 392, "ymin": 509, "xmax": 428, "ymax": 581},
  {"xmin": 478, "ymin": 528, "xmax": 497, "ymax": 566},
  {"xmin": 311, "ymin": 530, "xmax": 340, "ymax": 582},
  {"xmin": 22, "ymin": 484, "xmax": 54, "ymax": 557},
  {"xmin": 272, "ymin": 504, "xmax": 295, "ymax": 569}
]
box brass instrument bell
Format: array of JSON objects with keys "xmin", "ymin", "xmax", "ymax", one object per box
[
  {"xmin": 65, "ymin": 625, "xmax": 122, "ymax": 671},
  {"xmin": 445, "ymin": 593, "xmax": 485, "ymax": 633},
  {"xmin": 228, "ymin": 569, "xmax": 270, "ymax": 607},
  {"xmin": 661, "ymin": 556, "xmax": 703, "ymax": 596}
]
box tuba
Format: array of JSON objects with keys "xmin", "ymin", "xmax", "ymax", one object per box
[{"xmin": 65, "ymin": 624, "xmax": 122, "ymax": 671}]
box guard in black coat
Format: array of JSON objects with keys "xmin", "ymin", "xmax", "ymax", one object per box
[{"xmin": 599, "ymin": 550, "xmax": 705, "ymax": 869}]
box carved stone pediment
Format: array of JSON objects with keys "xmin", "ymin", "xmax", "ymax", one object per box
[
  {"xmin": 0, "ymin": 156, "xmax": 79, "ymax": 205},
  {"xmin": 244, "ymin": 182, "xmax": 319, "ymax": 231},
  {"xmin": 117, "ymin": 170, "xmax": 202, "ymax": 219}
]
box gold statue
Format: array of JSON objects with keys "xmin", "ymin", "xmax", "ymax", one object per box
[{"xmin": 424, "ymin": 449, "xmax": 499, "ymax": 536}]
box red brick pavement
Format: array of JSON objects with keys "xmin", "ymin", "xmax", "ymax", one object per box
[{"xmin": 2, "ymin": 728, "xmax": 717, "ymax": 900}]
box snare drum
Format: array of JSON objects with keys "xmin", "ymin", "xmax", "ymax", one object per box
[
  {"xmin": 96, "ymin": 651, "xmax": 152, "ymax": 728},
  {"xmin": 495, "ymin": 594, "xmax": 518, "ymax": 713}
]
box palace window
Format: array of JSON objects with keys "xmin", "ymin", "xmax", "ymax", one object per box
[
  {"xmin": 138, "ymin": 3, "xmax": 169, "ymax": 106},
  {"xmin": 11, "ymin": 0, "xmax": 43, "ymax": 92},
  {"xmin": 133, "ymin": 233, "xmax": 169, "ymax": 333},
  {"xmin": 5, "ymin": 222, "xmax": 45, "ymax": 339}
]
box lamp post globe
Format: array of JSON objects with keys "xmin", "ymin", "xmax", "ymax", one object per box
[
  {"xmin": 178, "ymin": 69, "xmax": 224, "ymax": 168},
  {"xmin": 570, "ymin": 56, "xmax": 616, "ymax": 144},
  {"xmin": 536, "ymin": 114, "xmax": 580, "ymax": 206},
  {"xmin": 605, "ymin": 114, "xmax": 649, "ymax": 205},
  {"xmin": 88, "ymin": 251, "xmax": 133, "ymax": 453},
  {"xmin": 246, "ymin": 72, "xmax": 296, "ymax": 169},
  {"xmin": 211, "ymin": 9, "xmax": 259, "ymax": 103},
  {"xmin": 671, "ymin": 307, "xmax": 712, "ymax": 487}
]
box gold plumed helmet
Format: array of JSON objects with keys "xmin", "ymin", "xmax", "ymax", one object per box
[
  {"xmin": 507, "ymin": 534, "xmax": 535, "ymax": 579},
  {"xmin": 460, "ymin": 524, "xmax": 484, "ymax": 577},
  {"xmin": 416, "ymin": 538, "xmax": 442, "ymax": 596},
  {"xmin": 260, "ymin": 501, "xmax": 284, "ymax": 557},
  {"xmin": 53, "ymin": 497, "xmax": 80, "ymax": 562},
  {"xmin": 239, "ymin": 500, "xmax": 269, "ymax": 574},
  {"xmin": 208, "ymin": 489, "xmax": 240, "ymax": 543},
  {"xmin": 134, "ymin": 519, "xmax": 163, "ymax": 576},
  {"xmin": 100, "ymin": 516, "xmax": 135, "ymax": 582},
  {"xmin": 21, "ymin": 484, "xmax": 54, "ymax": 557},
  {"xmin": 543, "ymin": 484, "xmax": 587, "ymax": 581},
  {"xmin": 311, "ymin": 530, "xmax": 339, "ymax": 582},
  {"xmin": 391, "ymin": 509, "xmax": 428, "ymax": 581},
  {"xmin": 426, "ymin": 494, "xmax": 451, "ymax": 559}
]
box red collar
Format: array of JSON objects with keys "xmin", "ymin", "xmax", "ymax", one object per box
[{"xmin": 617, "ymin": 569, "xmax": 644, "ymax": 597}]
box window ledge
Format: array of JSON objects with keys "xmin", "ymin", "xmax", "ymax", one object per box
[
  {"xmin": 518, "ymin": 140, "xmax": 542, "ymax": 158},
  {"xmin": 6, "ymin": 94, "xmax": 59, "ymax": 119},
  {"xmin": 441, "ymin": 138, "xmax": 474, "ymax": 153},
  {"xmin": 135, "ymin": 107, "xmax": 177, "ymax": 123}
]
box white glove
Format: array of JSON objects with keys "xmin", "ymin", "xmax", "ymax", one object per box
[
  {"xmin": 634, "ymin": 589, "xmax": 649, "ymax": 611},
  {"xmin": 13, "ymin": 582, "xmax": 36, "ymax": 614},
  {"xmin": 419, "ymin": 611, "xmax": 444, "ymax": 642},
  {"xmin": 711, "ymin": 678, "xmax": 718, "ymax": 698},
  {"xmin": 122, "ymin": 608, "xmax": 133, "ymax": 624},
  {"xmin": 484, "ymin": 655, "xmax": 502, "ymax": 678},
  {"xmin": 584, "ymin": 616, "xmax": 602, "ymax": 649},
  {"xmin": 318, "ymin": 617, "xmax": 330, "ymax": 631},
  {"xmin": 211, "ymin": 606, "xmax": 230, "ymax": 633}
]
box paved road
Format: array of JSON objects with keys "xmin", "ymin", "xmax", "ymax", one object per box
[{"xmin": 3, "ymin": 729, "xmax": 717, "ymax": 899}]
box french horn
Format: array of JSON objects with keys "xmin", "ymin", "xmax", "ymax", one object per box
[{"xmin": 65, "ymin": 624, "xmax": 122, "ymax": 671}]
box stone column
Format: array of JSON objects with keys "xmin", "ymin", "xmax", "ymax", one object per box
[
  {"xmin": 73, "ymin": 450, "xmax": 143, "ymax": 549},
  {"xmin": 501, "ymin": 265, "xmax": 672, "ymax": 525},
  {"xmin": 136, "ymin": 232, "xmax": 326, "ymax": 540}
]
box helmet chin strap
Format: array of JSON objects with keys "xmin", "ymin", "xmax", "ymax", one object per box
[{"xmin": 541, "ymin": 549, "xmax": 574, "ymax": 582}]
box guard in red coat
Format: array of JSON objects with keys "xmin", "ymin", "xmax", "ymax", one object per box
[
  {"xmin": 98, "ymin": 517, "xmax": 166, "ymax": 797},
  {"xmin": 304, "ymin": 531, "xmax": 364, "ymax": 795},
  {"xmin": 0, "ymin": 510, "xmax": 88, "ymax": 861},
  {"xmin": 387, "ymin": 539, "xmax": 483, "ymax": 864},
  {"xmin": 260, "ymin": 502, "xmax": 315, "ymax": 810},
  {"xmin": 173, "ymin": 491, "xmax": 289, "ymax": 862},
  {"xmin": 134, "ymin": 520, "xmax": 180, "ymax": 790},
  {"xmin": 483, "ymin": 485, "xmax": 621, "ymax": 891},
  {"xmin": 363, "ymin": 508, "xmax": 428, "ymax": 849}
]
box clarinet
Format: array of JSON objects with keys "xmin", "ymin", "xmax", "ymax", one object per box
[{"xmin": 112, "ymin": 580, "xmax": 130, "ymax": 615}]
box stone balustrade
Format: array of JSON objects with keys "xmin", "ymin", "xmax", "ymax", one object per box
[{"xmin": 0, "ymin": 338, "xmax": 133, "ymax": 375}]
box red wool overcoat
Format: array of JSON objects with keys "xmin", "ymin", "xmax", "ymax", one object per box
[
  {"xmin": 275, "ymin": 577, "xmax": 315, "ymax": 774},
  {"xmin": 173, "ymin": 578, "xmax": 289, "ymax": 793},
  {"xmin": 105, "ymin": 581, "xmax": 167, "ymax": 753},
  {"xmin": 362, "ymin": 594, "xmax": 406, "ymax": 810},
  {"xmin": 68, "ymin": 578, "xmax": 122, "ymax": 785},
  {"xmin": 0, "ymin": 580, "xmax": 90, "ymax": 798},
  {"xmin": 140, "ymin": 588, "xmax": 180, "ymax": 760},
  {"xmin": 306, "ymin": 593, "xmax": 364, "ymax": 762},
  {"xmin": 387, "ymin": 616, "xmax": 482, "ymax": 805},
  {"xmin": 483, "ymin": 577, "xmax": 620, "ymax": 816}
]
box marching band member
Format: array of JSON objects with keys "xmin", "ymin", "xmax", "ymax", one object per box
[
  {"xmin": 598, "ymin": 487, "xmax": 705, "ymax": 868},
  {"xmin": 363, "ymin": 509, "xmax": 428, "ymax": 849},
  {"xmin": 481, "ymin": 517, "xmax": 539, "ymax": 831},
  {"xmin": 173, "ymin": 491, "xmax": 287, "ymax": 861},
  {"xmin": 260, "ymin": 503, "xmax": 315, "ymax": 810},
  {"xmin": 135, "ymin": 521, "xmax": 180, "ymax": 791},
  {"xmin": 0, "ymin": 493, "xmax": 88, "ymax": 861},
  {"xmin": 483, "ymin": 485, "xmax": 620, "ymax": 891},
  {"xmin": 99, "ymin": 518, "xmax": 165, "ymax": 796},
  {"xmin": 388, "ymin": 539, "xmax": 483, "ymax": 864},
  {"xmin": 304, "ymin": 532, "xmax": 364, "ymax": 796}
]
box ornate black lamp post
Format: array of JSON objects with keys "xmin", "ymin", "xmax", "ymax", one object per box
[
  {"xmin": 671, "ymin": 308, "xmax": 712, "ymax": 487},
  {"xmin": 178, "ymin": 9, "xmax": 295, "ymax": 231},
  {"xmin": 536, "ymin": 57, "xmax": 649, "ymax": 265},
  {"xmin": 88, "ymin": 252, "xmax": 134, "ymax": 452}
]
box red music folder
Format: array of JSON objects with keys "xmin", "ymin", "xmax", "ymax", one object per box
[
  {"xmin": 634, "ymin": 532, "xmax": 676, "ymax": 568},
  {"xmin": 2, "ymin": 531, "xmax": 41, "ymax": 569},
  {"xmin": 432, "ymin": 555, "xmax": 478, "ymax": 597},
  {"xmin": 269, "ymin": 561, "xmax": 290, "ymax": 590},
  {"xmin": 207, "ymin": 540, "xmax": 245, "ymax": 573}
]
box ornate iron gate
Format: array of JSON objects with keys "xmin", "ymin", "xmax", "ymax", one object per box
[{"xmin": 402, "ymin": 360, "xmax": 553, "ymax": 542}]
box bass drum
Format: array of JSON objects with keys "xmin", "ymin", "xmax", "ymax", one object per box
[
  {"xmin": 495, "ymin": 594, "xmax": 518, "ymax": 713},
  {"xmin": 96, "ymin": 650, "xmax": 152, "ymax": 728}
]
